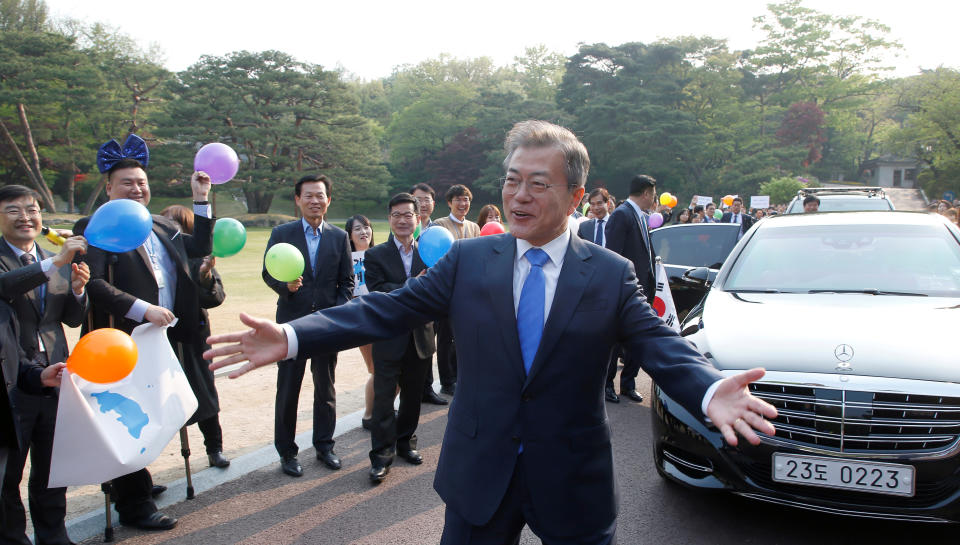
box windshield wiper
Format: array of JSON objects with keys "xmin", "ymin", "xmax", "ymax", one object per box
[
  {"xmin": 807, "ymin": 289, "xmax": 928, "ymax": 296},
  {"xmin": 727, "ymin": 289, "xmax": 784, "ymax": 294}
]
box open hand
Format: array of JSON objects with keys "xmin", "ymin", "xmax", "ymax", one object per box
[
  {"xmin": 705, "ymin": 368, "xmax": 778, "ymax": 446},
  {"xmin": 205, "ymin": 313, "xmax": 288, "ymax": 378}
]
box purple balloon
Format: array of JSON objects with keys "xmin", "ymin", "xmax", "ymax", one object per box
[
  {"xmin": 648, "ymin": 212, "xmax": 664, "ymax": 229},
  {"xmin": 194, "ymin": 143, "xmax": 240, "ymax": 184}
]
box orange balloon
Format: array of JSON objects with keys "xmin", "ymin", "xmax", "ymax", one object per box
[
  {"xmin": 668, "ymin": 195, "xmax": 678, "ymax": 208},
  {"xmin": 67, "ymin": 328, "xmax": 138, "ymax": 383},
  {"xmin": 722, "ymin": 195, "xmax": 734, "ymax": 206}
]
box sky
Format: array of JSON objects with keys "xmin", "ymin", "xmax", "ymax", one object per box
[{"xmin": 44, "ymin": 0, "xmax": 958, "ymax": 80}]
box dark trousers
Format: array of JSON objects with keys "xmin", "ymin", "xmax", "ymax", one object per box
[
  {"xmin": 111, "ymin": 468, "xmax": 156, "ymax": 522},
  {"xmin": 439, "ymin": 457, "xmax": 616, "ymax": 545},
  {"xmin": 1, "ymin": 391, "xmax": 70, "ymax": 545},
  {"xmin": 425, "ymin": 319, "xmax": 457, "ymax": 392},
  {"xmin": 370, "ymin": 338, "xmax": 431, "ymax": 467},
  {"xmin": 197, "ymin": 415, "xmax": 223, "ymax": 455},
  {"xmin": 275, "ymin": 353, "xmax": 337, "ymax": 458},
  {"xmin": 618, "ymin": 346, "xmax": 642, "ymax": 393}
]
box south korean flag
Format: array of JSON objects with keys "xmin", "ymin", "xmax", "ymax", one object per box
[{"xmin": 651, "ymin": 259, "xmax": 680, "ymax": 332}]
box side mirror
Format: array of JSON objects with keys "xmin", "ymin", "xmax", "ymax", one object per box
[{"xmin": 681, "ymin": 267, "xmax": 711, "ymax": 287}]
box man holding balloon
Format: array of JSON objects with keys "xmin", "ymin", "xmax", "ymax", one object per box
[
  {"xmin": 0, "ymin": 184, "xmax": 90, "ymax": 545},
  {"xmin": 74, "ymin": 134, "xmax": 216, "ymax": 531},
  {"xmin": 261, "ymin": 174, "xmax": 354, "ymax": 478}
]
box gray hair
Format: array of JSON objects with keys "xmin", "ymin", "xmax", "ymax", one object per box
[{"xmin": 502, "ymin": 120, "xmax": 590, "ymax": 189}]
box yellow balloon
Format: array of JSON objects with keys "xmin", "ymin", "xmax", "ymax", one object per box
[{"xmin": 659, "ymin": 192, "xmax": 672, "ymax": 206}]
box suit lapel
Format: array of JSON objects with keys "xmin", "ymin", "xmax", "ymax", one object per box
[
  {"xmin": 292, "ymin": 221, "xmax": 314, "ymax": 279},
  {"xmin": 153, "ymin": 222, "xmax": 190, "ymax": 280},
  {"xmin": 384, "ymin": 234, "xmax": 406, "ymax": 279},
  {"xmin": 523, "ymin": 236, "xmax": 595, "ymax": 391},
  {"xmin": 0, "ymin": 237, "xmax": 42, "ymax": 317},
  {"xmin": 486, "ymin": 236, "xmax": 525, "ymax": 385}
]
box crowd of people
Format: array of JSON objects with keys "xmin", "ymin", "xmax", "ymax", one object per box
[{"xmin": 0, "ymin": 121, "xmax": 781, "ymax": 544}]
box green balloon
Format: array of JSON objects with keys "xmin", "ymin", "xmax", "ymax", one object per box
[
  {"xmin": 713, "ymin": 209, "xmax": 723, "ymax": 220},
  {"xmin": 265, "ymin": 242, "xmax": 305, "ymax": 282},
  {"xmin": 211, "ymin": 218, "xmax": 247, "ymax": 257}
]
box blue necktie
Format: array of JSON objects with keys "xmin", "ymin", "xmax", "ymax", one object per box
[
  {"xmin": 517, "ymin": 248, "xmax": 549, "ymax": 375},
  {"xmin": 594, "ymin": 219, "xmax": 604, "ymax": 246}
]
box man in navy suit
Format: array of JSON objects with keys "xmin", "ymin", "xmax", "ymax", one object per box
[
  {"xmin": 576, "ymin": 188, "xmax": 610, "ymax": 248},
  {"xmin": 363, "ymin": 193, "xmax": 436, "ymax": 483},
  {"xmin": 208, "ymin": 121, "xmax": 777, "ymax": 544},
  {"xmin": 603, "ymin": 174, "xmax": 658, "ymax": 404},
  {"xmin": 720, "ymin": 196, "xmax": 755, "ymax": 239},
  {"xmin": 262, "ymin": 174, "xmax": 354, "ymax": 477}
]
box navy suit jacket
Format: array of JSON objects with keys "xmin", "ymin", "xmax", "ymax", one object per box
[
  {"xmin": 262, "ymin": 220, "xmax": 354, "ymax": 324},
  {"xmin": 576, "ymin": 217, "xmax": 606, "ymax": 246},
  {"xmin": 720, "ymin": 211, "xmax": 755, "ymax": 235},
  {"xmin": 0, "ymin": 299, "xmax": 45, "ymax": 451},
  {"xmin": 285, "ymin": 233, "xmax": 721, "ymax": 537},
  {"xmin": 604, "ymin": 202, "xmax": 656, "ymax": 303},
  {"xmin": 363, "ymin": 235, "xmax": 435, "ymax": 361}
]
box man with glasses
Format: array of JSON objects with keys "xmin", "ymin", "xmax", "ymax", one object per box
[
  {"xmin": 410, "ymin": 183, "xmax": 448, "ymax": 406},
  {"xmin": 208, "ymin": 120, "xmax": 776, "ymax": 545},
  {"xmin": 362, "ymin": 193, "xmax": 436, "ymax": 484},
  {"xmin": 431, "ymin": 185, "xmax": 479, "ymax": 396},
  {"xmin": 262, "ymin": 174, "xmax": 353, "ymax": 477}
]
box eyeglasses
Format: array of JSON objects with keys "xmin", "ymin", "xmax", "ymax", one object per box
[
  {"xmin": 389, "ymin": 212, "xmax": 416, "ymax": 220},
  {"xmin": 499, "ymin": 175, "xmax": 571, "ymax": 195}
]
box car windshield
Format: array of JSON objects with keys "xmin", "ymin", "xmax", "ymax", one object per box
[
  {"xmin": 724, "ymin": 223, "xmax": 960, "ymax": 296},
  {"xmin": 652, "ymin": 225, "xmax": 740, "ymax": 269},
  {"xmin": 787, "ymin": 197, "xmax": 893, "ymax": 213}
]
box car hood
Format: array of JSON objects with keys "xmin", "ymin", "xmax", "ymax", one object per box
[{"xmin": 699, "ymin": 292, "xmax": 960, "ymax": 382}]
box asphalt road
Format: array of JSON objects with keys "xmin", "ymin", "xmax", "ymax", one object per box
[{"xmin": 79, "ymin": 373, "xmax": 959, "ymax": 545}]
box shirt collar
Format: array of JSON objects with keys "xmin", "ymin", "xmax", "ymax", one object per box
[
  {"xmin": 393, "ymin": 235, "xmax": 414, "ymax": 254},
  {"xmin": 625, "ymin": 198, "xmax": 646, "ymax": 219},
  {"xmin": 448, "ymin": 213, "xmax": 464, "ymax": 224},
  {"xmin": 6, "ymin": 240, "xmax": 36, "ymax": 260},
  {"xmin": 302, "ymin": 217, "xmax": 324, "ymax": 236},
  {"xmin": 516, "ymin": 228, "xmax": 570, "ymax": 268}
]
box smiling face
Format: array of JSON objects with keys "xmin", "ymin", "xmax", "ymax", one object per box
[
  {"xmin": 589, "ymin": 194, "xmax": 608, "ymax": 219},
  {"xmin": 0, "ymin": 195, "xmax": 41, "ymax": 250},
  {"xmin": 389, "ymin": 201, "xmax": 417, "ymax": 239},
  {"xmin": 412, "ymin": 188, "xmax": 435, "ymax": 220},
  {"xmin": 350, "ymin": 222, "xmax": 372, "ymax": 251},
  {"xmin": 296, "ymin": 181, "xmax": 330, "ymax": 224},
  {"xmin": 106, "ymin": 167, "xmax": 151, "ymax": 205},
  {"xmin": 502, "ymin": 146, "xmax": 584, "ymax": 247},
  {"xmin": 449, "ymin": 194, "xmax": 470, "ymax": 221}
]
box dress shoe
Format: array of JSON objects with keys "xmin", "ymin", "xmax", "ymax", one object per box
[
  {"xmin": 397, "ymin": 449, "xmax": 423, "ymax": 465},
  {"xmin": 361, "ymin": 417, "xmax": 373, "ymax": 431},
  {"xmin": 151, "ymin": 485, "xmax": 167, "ymax": 498},
  {"xmin": 623, "ymin": 389, "xmax": 644, "ymax": 403},
  {"xmin": 121, "ymin": 511, "xmax": 177, "ymax": 531},
  {"xmin": 280, "ymin": 456, "xmax": 303, "ymax": 477},
  {"xmin": 440, "ymin": 384, "xmax": 456, "ymax": 396},
  {"xmin": 208, "ymin": 451, "xmax": 230, "ymax": 468},
  {"xmin": 422, "ymin": 389, "xmax": 449, "ymax": 405},
  {"xmin": 605, "ymin": 387, "xmax": 620, "ymax": 403},
  {"xmin": 317, "ymin": 449, "xmax": 342, "ymax": 470},
  {"xmin": 369, "ymin": 464, "xmax": 389, "ymax": 484}
]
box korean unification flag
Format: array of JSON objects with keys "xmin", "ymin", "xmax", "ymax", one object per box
[
  {"xmin": 652, "ymin": 261, "xmax": 680, "ymax": 332},
  {"xmin": 49, "ymin": 322, "xmax": 198, "ymax": 487}
]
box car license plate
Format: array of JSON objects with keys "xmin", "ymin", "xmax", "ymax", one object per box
[{"xmin": 772, "ymin": 453, "xmax": 915, "ymax": 497}]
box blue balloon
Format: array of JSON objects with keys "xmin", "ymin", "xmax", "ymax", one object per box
[
  {"xmin": 418, "ymin": 226, "xmax": 454, "ymax": 267},
  {"xmin": 86, "ymin": 199, "xmax": 153, "ymax": 253}
]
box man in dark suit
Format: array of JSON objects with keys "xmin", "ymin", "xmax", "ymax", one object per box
[
  {"xmin": 262, "ymin": 174, "xmax": 353, "ymax": 478},
  {"xmin": 75, "ymin": 156, "xmax": 214, "ymax": 531},
  {"xmin": 577, "ymin": 188, "xmax": 611, "ymax": 247},
  {"xmin": 410, "ymin": 182, "xmax": 447, "ymax": 407},
  {"xmin": 720, "ymin": 196, "xmax": 755, "ymax": 239},
  {"xmin": 0, "ymin": 299, "xmax": 64, "ymax": 494},
  {"xmin": 363, "ymin": 193, "xmax": 436, "ymax": 484},
  {"xmin": 207, "ymin": 120, "xmax": 778, "ymax": 545},
  {"xmin": 0, "ymin": 185, "xmax": 89, "ymax": 545},
  {"xmin": 603, "ymin": 174, "xmax": 659, "ymax": 404}
]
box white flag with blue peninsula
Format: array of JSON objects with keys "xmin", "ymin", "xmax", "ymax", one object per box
[{"xmin": 49, "ymin": 321, "xmax": 197, "ymax": 487}]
